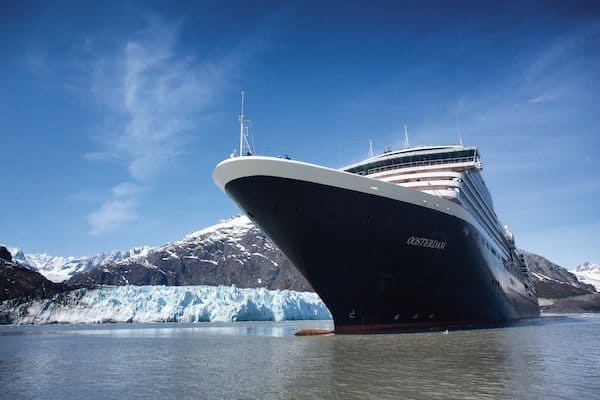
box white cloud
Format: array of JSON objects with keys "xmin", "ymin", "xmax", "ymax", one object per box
[
  {"xmin": 105, "ymin": 18, "xmax": 224, "ymax": 181},
  {"xmin": 112, "ymin": 182, "xmax": 143, "ymax": 197},
  {"xmin": 88, "ymin": 197, "xmax": 138, "ymax": 236},
  {"xmin": 528, "ymin": 91, "xmax": 560, "ymax": 104},
  {"xmin": 84, "ymin": 17, "xmax": 240, "ymax": 235},
  {"xmin": 87, "ymin": 181, "xmax": 142, "ymax": 235},
  {"xmin": 25, "ymin": 14, "xmax": 276, "ymax": 235}
]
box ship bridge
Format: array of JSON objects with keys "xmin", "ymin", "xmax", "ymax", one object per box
[{"xmin": 343, "ymin": 145, "xmax": 483, "ymax": 202}]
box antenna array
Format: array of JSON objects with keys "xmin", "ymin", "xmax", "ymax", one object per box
[{"xmin": 239, "ymin": 89, "xmax": 254, "ymax": 156}]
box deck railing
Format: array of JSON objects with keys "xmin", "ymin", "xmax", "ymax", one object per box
[{"xmin": 363, "ymin": 156, "xmax": 478, "ymax": 175}]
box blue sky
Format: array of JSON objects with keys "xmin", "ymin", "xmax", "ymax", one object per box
[{"xmin": 1, "ymin": 1, "xmax": 599, "ymax": 267}]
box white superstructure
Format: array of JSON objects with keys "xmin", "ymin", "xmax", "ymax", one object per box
[
  {"xmin": 343, "ymin": 145, "xmax": 517, "ymax": 268},
  {"xmin": 343, "ymin": 145, "xmax": 481, "ymax": 200}
]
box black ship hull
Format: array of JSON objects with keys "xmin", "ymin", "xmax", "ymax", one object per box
[{"xmin": 215, "ymin": 157, "xmax": 540, "ymax": 332}]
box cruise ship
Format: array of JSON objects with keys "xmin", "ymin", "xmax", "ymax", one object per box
[{"xmin": 213, "ymin": 98, "xmax": 539, "ymax": 332}]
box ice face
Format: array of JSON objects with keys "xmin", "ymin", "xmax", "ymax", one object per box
[{"xmin": 0, "ymin": 285, "xmax": 331, "ymax": 325}]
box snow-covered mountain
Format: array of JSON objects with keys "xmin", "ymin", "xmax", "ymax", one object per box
[
  {"xmin": 0, "ymin": 285, "xmax": 331, "ymax": 324},
  {"xmin": 569, "ymin": 262, "xmax": 600, "ymax": 291},
  {"xmin": 67, "ymin": 216, "xmax": 313, "ymax": 292},
  {"xmin": 522, "ymin": 251, "xmax": 596, "ymax": 298},
  {"xmin": 0, "ymin": 249, "xmax": 67, "ymax": 302},
  {"xmin": 6, "ymin": 246, "xmax": 152, "ymax": 283}
]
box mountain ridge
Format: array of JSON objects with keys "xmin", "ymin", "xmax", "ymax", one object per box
[
  {"xmin": 5, "ymin": 245, "xmax": 153, "ymax": 283},
  {"xmin": 4, "ymin": 216, "xmax": 596, "ymax": 301},
  {"xmin": 67, "ymin": 216, "xmax": 313, "ymax": 292}
]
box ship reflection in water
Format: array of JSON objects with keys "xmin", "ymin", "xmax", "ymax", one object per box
[{"xmin": 1, "ymin": 316, "xmax": 598, "ymax": 399}]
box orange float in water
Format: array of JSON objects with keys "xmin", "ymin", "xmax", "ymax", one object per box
[{"xmin": 294, "ymin": 329, "xmax": 334, "ymax": 336}]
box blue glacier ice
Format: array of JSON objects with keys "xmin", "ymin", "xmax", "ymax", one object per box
[{"xmin": 0, "ymin": 285, "xmax": 331, "ymax": 324}]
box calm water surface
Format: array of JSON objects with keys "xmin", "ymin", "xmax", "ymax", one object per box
[{"xmin": 1, "ymin": 315, "xmax": 599, "ymax": 399}]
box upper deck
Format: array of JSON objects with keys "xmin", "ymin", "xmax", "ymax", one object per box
[{"xmin": 343, "ymin": 145, "xmax": 481, "ymax": 175}]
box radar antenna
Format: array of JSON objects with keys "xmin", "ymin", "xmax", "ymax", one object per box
[{"xmin": 239, "ymin": 89, "xmax": 254, "ymax": 156}]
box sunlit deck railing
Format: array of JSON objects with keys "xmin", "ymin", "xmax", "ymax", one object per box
[{"xmin": 363, "ymin": 156, "xmax": 479, "ymax": 175}]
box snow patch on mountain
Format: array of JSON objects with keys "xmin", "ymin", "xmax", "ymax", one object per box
[
  {"xmin": 4, "ymin": 245, "xmax": 153, "ymax": 283},
  {"xmin": 569, "ymin": 262, "xmax": 600, "ymax": 291},
  {"xmin": 182, "ymin": 215, "xmax": 253, "ymax": 242},
  {"xmin": 0, "ymin": 285, "xmax": 331, "ymax": 324},
  {"xmin": 173, "ymin": 216, "xmax": 255, "ymax": 259}
]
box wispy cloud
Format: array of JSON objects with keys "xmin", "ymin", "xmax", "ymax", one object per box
[
  {"xmin": 88, "ymin": 186, "xmax": 139, "ymax": 236},
  {"xmin": 81, "ymin": 17, "xmax": 246, "ymax": 235},
  {"xmin": 439, "ymin": 20, "xmax": 600, "ymax": 150},
  {"xmin": 22, "ymin": 12, "xmax": 275, "ymax": 236}
]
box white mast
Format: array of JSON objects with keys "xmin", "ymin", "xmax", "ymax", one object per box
[
  {"xmin": 403, "ymin": 125, "xmax": 410, "ymax": 149},
  {"xmin": 369, "ymin": 139, "xmax": 374, "ymax": 158},
  {"xmin": 239, "ymin": 90, "xmax": 245, "ymax": 157},
  {"xmin": 238, "ymin": 89, "xmax": 254, "ymax": 156}
]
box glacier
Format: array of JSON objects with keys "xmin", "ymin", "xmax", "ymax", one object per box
[{"xmin": 0, "ymin": 285, "xmax": 331, "ymax": 325}]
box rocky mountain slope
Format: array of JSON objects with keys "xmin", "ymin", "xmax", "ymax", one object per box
[
  {"xmin": 67, "ymin": 216, "xmax": 313, "ymax": 292},
  {"xmin": 522, "ymin": 251, "xmax": 596, "ymax": 298}
]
